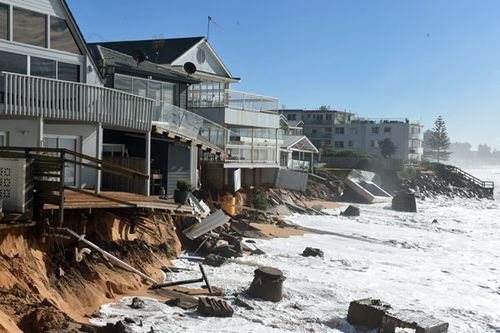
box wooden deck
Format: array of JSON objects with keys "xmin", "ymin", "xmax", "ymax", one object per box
[{"xmin": 43, "ymin": 190, "xmax": 194, "ymax": 213}]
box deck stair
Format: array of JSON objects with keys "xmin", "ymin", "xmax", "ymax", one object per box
[{"xmin": 448, "ymin": 165, "xmax": 494, "ymax": 197}]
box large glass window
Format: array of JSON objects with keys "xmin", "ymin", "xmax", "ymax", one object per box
[
  {"xmin": 50, "ymin": 16, "xmax": 80, "ymax": 54},
  {"xmin": 58, "ymin": 62, "xmax": 80, "ymax": 82},
  {"xmin": 31, "ymin": 57, "xmax": 56, "ymax": 79},
  {"xmin": 162, "ymin": 82, "xmax": 177, "ymax": 105},
  {"xmin": 0, "ymin": 50, "xmax": 27, "ymax": 74},
  {"xmin": 114, "ymin": 75, "xmax": 132, "ymax": 93},
  {"xmin": 0, "ymin": 4, "xmax": 8, "ymax": 40},
  {"xmin": 13, "ymin": 7, "xmax": 47, "ymax": 47},
  {"xmin": 132, "ymin": 78, "xmax": 147, "ymax": 97},
  {"xmin": 147, "ymin": 81, "xmax": 161, "ymax": 100}
]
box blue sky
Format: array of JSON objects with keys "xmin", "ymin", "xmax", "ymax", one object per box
[{"xmin": 68, "ymin": 0, "xmax": 500, "ymax": 149}]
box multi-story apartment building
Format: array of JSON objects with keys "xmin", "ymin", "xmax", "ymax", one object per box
[{"xmin": 280, "ymin": 109, "xmax": 423, "ymax": 162}]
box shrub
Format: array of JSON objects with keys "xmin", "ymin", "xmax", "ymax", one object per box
[
  {"xmin": 176, "ymin": 179, "xmax": 193, "ymax": 192},
  {"xmin": 251, "ymin": 193, "xmax": 269, "ymax": 211},
  {"xmin": 321, "ymin": 149, "xmax": 372, "ymax": 159},
  {"xmin": 398, "ymin": 165, "xmax": 417, "ymax": 180}
]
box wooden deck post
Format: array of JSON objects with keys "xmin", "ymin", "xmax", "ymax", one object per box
[
  {"xmin": 58, "ymin": 151, "xmax": 65, "ymax": 227},
  {"xmin": 145, "ymin": 130, "xmax": 151, "ymax": 196},
  {"xmin": 96, "ymin": 122, "xmax": 102, "ymax": 194}
]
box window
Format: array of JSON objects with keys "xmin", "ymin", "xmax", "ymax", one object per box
[
  {"xmin": 326, "ymin": 114, "xmax": 332, "ymax": 120},
  {"xmin": 324, "ymin": 139, "xmax": 331, "ymax": 145},
  {"xmin": 318, "ymin": 114, "xmax": 323, "ymax": 120},
  {"xmin": 0, "ymin": 131, "xmax": 7, "ymax": 146},
  {"xmin": 114, "ymin": 74, "xmax": 133, "ymax": 93},
  {"xmin": 0, "ymin": 50, "xmax": 27, "ymax": 74},
  {"xmin": 162, "ymin": 82, "xmax": 177, "ymax": 105},
  {"xmin": 0, "ymin": 4, "xmax": 8, "ymax": 40},
  {"xmin": 58, "ymin": 62, "xmax": 80, "ymax": 82},
  {"xmin": 312, "ymin": 129, "xmax": 317, "ymax": 134},
  {"xmin": 334, "ymin": 141, "xmax": 344, "ymax": 148},
  {"xmin": 13, "ymin": 7, "xmax": 47, "ymax": 47},
  {"xmin": 31, "ymin": 57, "xmax": 56, "ymax": 79},
  {"xmin": 370, "ymin": 140, "xmax": 378, "ymax": 148},
  {"xmin": 349, "ymin": 127, "xmax": 358, "ymax": 135},
  {"xmin": 348, "ymin": 140, "xmax": 353, "ymax": 147},
  {"xmin": 335, "ymin": 127, "xmax": 345, "ymax": 135},
  {"xmin": 384, "ymin": 127, "xmax": 391, "ymax": 133},
  {"xmin": 50, "ymin": 16, "xmax": 81, "ymax": 54},
  {"xmin": 325, "ymin": 127, "xmax": 332, "ymax": 133},
  {"xmin": 372, "ymin": 126, "xmax": 379, "ymax": 134},
  {"xmin": 287, "ymin": 114, "xmax": 296, "ymax": 121}
]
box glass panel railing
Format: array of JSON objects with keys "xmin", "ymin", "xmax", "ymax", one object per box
[{"xmin": 152, "ymin": 102, "xmax": 227, "ymax": 151}]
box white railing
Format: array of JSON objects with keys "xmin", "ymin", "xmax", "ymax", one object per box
[
  {"xmin": 288, "ymin": 159, "xmax": 310, "ymax": 170},
  {"xmin": 226, "ymin": 90, "xmax": 278, "ymax": 113},
  {"xmin": 0, "ymin": 72, "xmax": 154, "ymax": 132},
  {"xmin": 152, "ymin": 102, "xmax": 227, "ymax": 151},
  {"xmin": 188, "ymin": 88, "xmax": 278, "ymax": 113},
  {"xmin": 226, "ymin": 142, "xmax": 278, "ymax": 164}
]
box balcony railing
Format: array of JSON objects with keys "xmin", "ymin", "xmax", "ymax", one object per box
[
  {"xmin": 0, "ymin": 72, "xmax": 154, "ymax": 132},
  {"xmin": 188, "ymin": 89, "xmax": 278, "ymax": 113},
  {"xmin": 226, "ymin": 142, "xmax": 278, "ymax": 164},
  {"xmin": 152, "ymin": 102, "xmax": 227, "ymax": 151},
  {"xmin": 226, "ymin": 90, "xmax": 278, "ymax": 113}
]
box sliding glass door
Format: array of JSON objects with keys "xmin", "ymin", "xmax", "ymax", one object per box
[{"xmin": 43, "ymin": 135, "xmax": 78, "ymax": 186}]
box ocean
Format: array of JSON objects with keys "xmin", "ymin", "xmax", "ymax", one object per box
[{"xmin": 91, "ymin": 167, "xmax": 500, "ymax": 332}]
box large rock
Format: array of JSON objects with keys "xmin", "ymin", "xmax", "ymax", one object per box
[
  {"xmin": 392, "ymin": 192, "xmax": 417, "ymax": 212},
  {"xmin": 340, "ymin": 205, "xmax": 360, "ymax": 216},
  {"xmin": 301, "ymin": 247, "xmax": 324, "ymax": 258},
  {"xmin": 203, "ymin": 254, "xmax": 227, "ymax": 267}
]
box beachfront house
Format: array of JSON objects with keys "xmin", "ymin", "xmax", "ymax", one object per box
[
  {"xmin": 279, "ymin": 115, "xmax": 319, "ymax": 171},
  {"xmin": 96, "ymin": 37, "xmax": 282, "ymax": 191},
  {"xmin": 0, "ymin": 0, "xmax": 157, "ymax": 193},
  {"xmin": 88, "ymin": 45, "xmax": 227, "ymax": 195}
]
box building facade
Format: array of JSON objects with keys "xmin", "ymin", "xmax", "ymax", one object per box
[
  {"xmin": 280, "ymin": 109, "xmax": 423, "ymax": 162},
  {"xmin": 98, "ymin": 37, "xmax": 282, "ymax": 190}
]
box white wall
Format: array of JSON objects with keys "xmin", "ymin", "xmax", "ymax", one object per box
[
  {"xmin": 173, "ymin": 42, "xmax": 229, "ymax": 77},
  {"xmin": 225, "ymin": 108, "xmax": 280, "ymax": 129},
  {"xmin": 0, "ymin": 119, "xmax": 39, "ymax": 147}
]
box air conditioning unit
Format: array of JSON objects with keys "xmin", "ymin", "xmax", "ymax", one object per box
[{"xmin": 0, "ymin": 158, "xmax": 34, "ymax": 214}]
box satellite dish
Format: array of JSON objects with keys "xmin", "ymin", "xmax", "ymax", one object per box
[
  {"xmin": 183, "ymin": 62, "xmax": 197, "ymax": 75},
  {"xmin": 132, "ymin": 49, "xmax": 147, "ymax": 66}
]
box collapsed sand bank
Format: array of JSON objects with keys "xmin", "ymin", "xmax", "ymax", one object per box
[{"xmin": 0, "ymin": 211, "xmax": 181, "ymax": 332}]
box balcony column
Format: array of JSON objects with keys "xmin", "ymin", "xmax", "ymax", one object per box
[
  {"xmin": 38, "ymin": 116, "xmax": 44, "ymax": 147},
  {"xmin": 145, "ymin": 130, "xmax": 151, "ymax": 196},
  {"xmin": 95, "ymin": 122, "xmax": 102, "ymax": 193},
  {"xmin": 310, "ymin": 152, "xmax": 314, "ymax": 172},
  {"xmin": 275, "ymin": 128, "xmax": 279, "ymax": 164}
]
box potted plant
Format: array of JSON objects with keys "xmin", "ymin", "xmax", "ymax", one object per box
[{"xmin": 174, "ymin": 179, "xmax": 193, "ymax": 204}]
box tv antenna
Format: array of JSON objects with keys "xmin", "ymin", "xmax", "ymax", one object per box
[{"xmin": 207, "ymin": 16, "xmax": 222, "ymax": 40}]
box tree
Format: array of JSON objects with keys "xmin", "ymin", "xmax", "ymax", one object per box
[
  {"xmin": 378, "ymin": 138, "xmax": 397, "ymax": 158},
  {"xmin": 319, "ymin": 105, "xmax": 330, "ymax": 111},
  {"xmin": 424, "ymin": 116, "xmax": 451, "ymax": 162}
]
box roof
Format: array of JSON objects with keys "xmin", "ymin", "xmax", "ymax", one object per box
[
  {"xmin": 90, "ymin": 45, "xmax": 200, "ymax": 84},
  {"xmin": 90, "ymin": 37, "xmax": 205, "ymax": 65},
  {"xmin": 280, "ymin": 108, "xmax": 354, "ymax": 114},
  {"xmin": 282, "ymin": 135, "xmax": 319, "ymax": 153}
]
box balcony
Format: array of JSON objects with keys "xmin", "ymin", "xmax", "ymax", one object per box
[
  {"xmin": 188, "ymin": 89, "xmax": 280, "ymax": 129},
  {"xmin": 0, "ymin": 72, "xmax": 154, "ymax": 132},
  {"xmin": 152, "ymin": 102, "xmax": 226, "ymax": 152}
]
